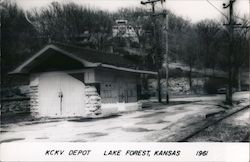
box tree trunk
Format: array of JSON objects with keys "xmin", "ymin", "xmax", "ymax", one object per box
[
  {"xmin": 226, "ymin": 64, "xmax": 233, "ymax": 105},
  {"xmin": 188, "ymin": 67, "xmax": 193, "ymax": 90},
  {"xmin": 157, "ymin": 70, "xmax": 162, "ymax": 103},
  {"xmin": 238, "ymin": 67, "xmax": 241, "ymax": 92},
  {"xmin": 212, "ymin": 66, "xmax": 215, "ymax": 77}
]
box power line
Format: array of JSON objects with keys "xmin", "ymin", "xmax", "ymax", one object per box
[
  {"xmin": 205, "ymin": 0, "xmax": 249, "ymax": 23},
  {"xmin": 206, "ymin": 0, "xmax": 249, "ymax": 24},
  {"xmin": 234, "ymin": 15, "xmax": 249, "ymax": 23},
  {"xmin": 206, "ymin": 0, "xmax": 228, "ymax": 18}
]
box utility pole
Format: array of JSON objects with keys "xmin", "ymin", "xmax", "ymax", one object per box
[
  {"xmin": 141, "ymin": 0, "xmax": 167, "ymax": 103},
  {"xmin": 164, "ymin": 12, "xmax": 169, "ymax": 104},
  {"xmin": 223, "ymin": 0, "xmax": 236, "ymax": 105},
  {"xmin": 223, "ymin": 0, "xmax": 250, "ymax": 105}
]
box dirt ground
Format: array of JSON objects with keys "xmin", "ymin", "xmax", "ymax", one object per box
[{"xmin": 187, "ymin": 107, "xmax": 250, "ymax": 142}]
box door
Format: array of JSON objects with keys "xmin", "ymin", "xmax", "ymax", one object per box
[
  {"xmin": 39, "ymin": 72, "xmax": 85, "ymax": 117},
  {"xmin": 118, "ymin": 82, "xmax": 128, "ymax": 103}
]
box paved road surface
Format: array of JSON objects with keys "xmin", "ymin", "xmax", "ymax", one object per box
[{"xmin": 1, "ymin": 92, "xmax": 249, "ymax": 142}]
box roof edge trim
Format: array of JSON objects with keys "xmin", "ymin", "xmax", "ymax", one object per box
[
  {"xmin": 101, "ymin": 64, "xmax": 157, "ymax": 75},
  {"xmin": 9, "ymin": 45, "xmax": 99, "ymax": 74}
]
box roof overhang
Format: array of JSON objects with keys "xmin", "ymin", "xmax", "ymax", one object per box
[
  {"xmin": 100, "ymin": 64, "xmax": 157, "ymax": 75},
  {"xmin": 9, "ymin": 44, "xmax": 157, "ymax": 75},
  {"xmin": 9, "ymin": 45, "xmax": 100, "ymax": 74}
]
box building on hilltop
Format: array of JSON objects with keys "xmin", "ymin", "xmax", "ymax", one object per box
[{"xmin": 112, "ymin": 19, "xmax": 142, "ymax": 44}]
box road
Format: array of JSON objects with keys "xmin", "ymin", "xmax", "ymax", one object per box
[{"xmin": 1, "ymin": 92, "xmax": 249, "ymax": 142}]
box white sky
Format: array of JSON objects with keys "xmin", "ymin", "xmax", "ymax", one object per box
[{"xmin": 16, "ymin": 0, "xmax": 249, "ymax": 23}]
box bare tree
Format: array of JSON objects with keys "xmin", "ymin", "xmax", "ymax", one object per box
[{"xmin": 30, "ymin": 2, "xmax": 112, "ymax": 50}]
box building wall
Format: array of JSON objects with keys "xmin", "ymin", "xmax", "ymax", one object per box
[
  {"xmin": 29, "ymin": 71, "xmax": 99, "ymax": 118},
  {"xmin": 83, "ymin": 69, "xmax": 95, "ymax": 83},
  {"xmin": 28, "ymin": 69, "xmax": 140, "ymax": 117},
  {"xmin": 95, "ymin": 68, "xmax": 138, "ymax": 104}
]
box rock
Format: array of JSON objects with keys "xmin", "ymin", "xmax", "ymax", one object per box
[{"xmin": 85, "ymin": 86, "xmax": 102, "ymax": 118}]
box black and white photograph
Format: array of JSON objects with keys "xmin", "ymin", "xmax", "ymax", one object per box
[{"xmin": 0, "ymin": 0, "xmax": 249, "ymax": 147}]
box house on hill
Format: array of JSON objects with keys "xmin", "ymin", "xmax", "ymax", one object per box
[
  {"xmin": 112, "ymin": 19, "xmax": 141, "ymax": 43},
  {"xmin": 10, "ymin": 43, "xmax": 156, "ymax": 118}
]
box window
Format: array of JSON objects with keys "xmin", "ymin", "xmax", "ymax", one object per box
[{"xmin": 101, "ymin": 82, "xmax": 113, "ymax": 98}]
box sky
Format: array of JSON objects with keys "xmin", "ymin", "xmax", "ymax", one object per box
[{"xmin": 15, "ymin": 0, "xmax": 250, "ymax": 23}]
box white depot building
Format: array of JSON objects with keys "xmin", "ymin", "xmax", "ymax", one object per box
[{"xmin": 10, "ymin": 42, "xmax": 156, "ymax": 118}]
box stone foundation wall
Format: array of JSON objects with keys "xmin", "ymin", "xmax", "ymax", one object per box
[
  {"xmin": 1, "ymin": 99, "xmax": 30, "ymax": 115},
  {"xmin": 84, "ymin": 86, "xmax": 102, "ymax": 118},
  {"xmin": 1, "ymin": 85, "xmax": 40, "ymax": 116},
  {"xmin": 29, "ymin": 85, "xmax": 39, "ymax": 117},
  {"xmin": 1, "ymin": 86, "xmax": 30, "ymax": 115},
  {"xmin": 148, "ymin": 77, "xmax": 206, "ymax": 97}
]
